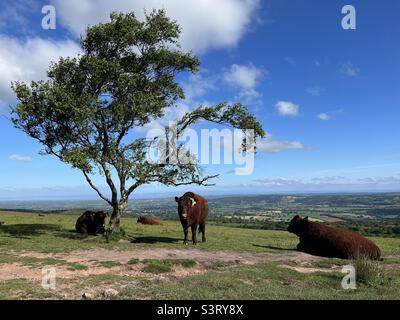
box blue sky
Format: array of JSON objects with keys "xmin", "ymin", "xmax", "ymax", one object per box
[{"xmin": 1, "ymin": 0, "xmax": 400, "ymax": 200}]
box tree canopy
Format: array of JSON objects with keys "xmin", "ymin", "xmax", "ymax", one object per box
[{"xmin": 11, "ymin": 10, "xmax": 265, "ymax": 231}]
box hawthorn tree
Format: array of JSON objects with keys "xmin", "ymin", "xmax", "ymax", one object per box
[{"xmin": 11, "ymin": 10, "xmax": 265, "ymax": 232}]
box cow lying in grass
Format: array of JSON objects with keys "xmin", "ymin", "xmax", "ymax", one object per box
[
  {"xmin": 175, "ymin": 192, "xmax": 208, "ymax": 245},
  {"xmin": 75, "ymin": 211, "xmax": 107, "ymax": 234},
  {"xmin": 137, "ymin": 216, "xmax": 161, "ymax": 225},
  {"xmin": 287, "ymin": 215, "xmax": 381, "ymax": 260}
]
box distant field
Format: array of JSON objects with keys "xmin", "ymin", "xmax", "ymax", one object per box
[{"xmin": 0, "ymin": 211, "xmax": 400, "ymax": 300}]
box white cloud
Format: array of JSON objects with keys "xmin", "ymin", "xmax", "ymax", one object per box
[
  {"xmin": 283, "ymin": 57, "xmax": 296, "ymax": 66},
  {"xmin": 253, "ymin": 178, "xmax": 302, "ymax": 187},
  {"xmin": 311, "ymin": 176, "xmax": 345, "ymax": 182},
  {"xmin": 340, "ymin": 61, "xmax": 360, "ymax": 77},
  {"xmin": 136, "ymin": 72, "xmax": 217, "ymax": 133},
  {"xmin": 224, "ymin": 64, "xmax": 262, "ymax": 89},
  {"xmin": 252, "ymin": 175, "xmax": 400, "ymax": 191},
  {"xmin": 313, "ymin": 59, "xmax": 321, "ymax": 67},
  {"xmin": 257, "ymin": 133, "xmax": 306, "ymax": 153},
  {"xmin": 51, "ymin": 0, "xmax": 260, "ymax": 53},
  {"xmin": 275, "ymin": 101, "xmax": 300, "ymax": 117},
  {"xmin": 223, "ymin": 63, "xmax": 264, "ymax": 100},
  {"xmin": 357, "ymin": 176, "xmax": 400, "ymax": 185},
  {"xmin": 306, "ymin": 86, "xmax": 324, "ymax": 96},
  {"xmin": 220, "ymin": 130, "xmax": 306, "ymax": 155},
  {"xmin": 0, "ymin": 36, "xmax": 81, "ymax": 107},
  {"xmin": 9, "ymin": 154, "xmax": 32, "ymax": 162},
  {"xmin": 318, "ymin": 113, "xmax": 330, "ymax": 121},
  {"xmin": 182, "ymin": 73, "xmax": 216, "ymax": 101},
  {"xmin": 0, "ymin": 0, "xmax": 38, "ymax": 32},
  {"xmin": 0, "ymin": 1, "xmax": 260, "ymax": 106},
  {"xmin": 313, "ymin": 58, "xmax": 330, "ymax": 68}
]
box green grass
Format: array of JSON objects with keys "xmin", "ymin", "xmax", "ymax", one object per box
[
  {"xmin": 141, "ymin": 259, "xmax": 197, "ymax": 273},
  {"xmin": 122, "ymin": 258, "xmax": 198, "ymax": 273},
  {"xmin": 0, "ymin": 279, "xmax": 62, "ymax": 300},
  {"xmin": 3, "ymin": 263, "xmax": 399, "ymax": 300},
  {"xmin": 66, "ymin": 263, "xmax": 88, "ymax": 271},
  {"xmin": 0, "ymin": 251, "xmax": 87, "ymax": 270},
  {"xmin": 1, "ymin": 211, "xmax": 398, "ymax": 255},
  {"xmin": 142, "ymin": 260, "xmax": 172, "ymax": 274},
  {"xmin": 116, "ymin": 262, "xmax": 400, "ymax": 300},
  {"xmin": 96, "ymin": 261, "xmax": 122, "ymax": 268},
  {"xmin": 173, "ymin": 259, "xmax": 197, "ymax": 268},
  {"xmin": 352, "ymin": 255, "xmax": 388, "ymax": 286},
  {"xmin": 0, "ymin": 211, "xmax": 298, "ymax": 253},
  {"xmin": 312, "ymin": 258, "xmax": 349, "ymax": 269},
  {"xmin": 1, "ymin": 211, "xmax": 400, "ymax": 300},
  {"xmin": 127, "ymin": 258, "xmax": 140, "ymax": 265}
]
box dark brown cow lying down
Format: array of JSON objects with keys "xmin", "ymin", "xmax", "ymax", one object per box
[
  {"xmin": 75, "ymin": 211, "xmax": 107, "ymax": 234},
  {"xmin": 137, "ymin": 216, "xmax": 161, "ymax": 225},
  {"xmin": 175, "ymin": 192, "xmax": 208, "ymax": 245},
  {"xmin": 287, "ymin": 215, "xmax": 381, "ymax": 260}
]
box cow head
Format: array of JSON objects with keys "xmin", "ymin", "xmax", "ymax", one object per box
[
  {"xmin": 287, "ymin": 215, "xmax": 309, "ymax": 236},
  {"xmin": 175, "ymin": 192, "xmax": 197, "ymax": 220}
]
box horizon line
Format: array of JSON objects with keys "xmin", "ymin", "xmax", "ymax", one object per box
[{"xmin": 1, "ymin": 190, "xmax": 400, "ymax": 202}]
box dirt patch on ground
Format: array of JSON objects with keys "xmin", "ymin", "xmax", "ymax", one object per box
[
  {"xmin": 2, "ymin": 249, "xmax": 327, "ymax": 299},
  {"xmin": 2, "ymin": 250, "xmax": 399, "ymax": 299},
  {"xmin": 0, "ymin": 262, "xmax": 208, "ymax": 283},
  {"xmin": 279, "ymin": 265, "xmax": 342, "ymax": 274},
  {"xmin": 2, "ymin": 248, "xmax": 323, "ymax": 282},
  {"xmin": 0, "ymin": 263, "xmax": 43, "ymax": 281},
  {"xmin": 33, "ymin": 249, "xmax": 321, "ymax": 266},
  {"xmin": 0, "ymin": 262, "xmax": 154, "ymax": 282},
  {"xmin": 15, "ymin": 248, "xmax": 323, "ymax": 266},
  {"xmin": 3, "ymin": 249, "xmax": 399, "ymax": 281},
  {"xmin": 279, "ymin": 255, "xmax": 400, "ymax": 274},
  {"xmin": 383, "ymin": 264, "xmax": 400, "ymax": 271}
]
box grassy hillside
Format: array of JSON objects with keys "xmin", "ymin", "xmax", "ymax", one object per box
[{"xmin": 0, "ymin": 211, "xmax": 399, "ymax": 300}]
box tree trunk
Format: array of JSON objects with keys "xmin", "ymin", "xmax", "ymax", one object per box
[
  {"xmin": 109, "ymin": 209, "xmax": 121, "ymax": 233},
  {"xmin": 108, "ymin": 200, "xmax": 127, "ymax": 233}
]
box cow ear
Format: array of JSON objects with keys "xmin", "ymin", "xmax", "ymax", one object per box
[
  {"xmin": 191, "ymin": 192, "xmax": 201, "ymax": 202},
  {"xmin": 304, "ymin": 216, "xmax": 309, "ymax": 220},
  {"xmin": 292, "ymin": 215, "xmax": 300, "ymax": 222},
  {"xmin": 175, "ymin": 197, "xmax": 179, "ymax": 202}
]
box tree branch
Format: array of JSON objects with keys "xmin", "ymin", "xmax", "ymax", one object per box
[
  {"xmin": 167, "ymin": 174, "xmax": 219, "ymax": 187},
  {"xmin": 100, "ymin": 161, "xmax": 119, "ymax": 205},
  {"xmin": 82, "ymin": 171, "xmax": 112, "ymax": 205}
]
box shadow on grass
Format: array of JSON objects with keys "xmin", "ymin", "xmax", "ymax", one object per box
[
  {"xmin": 252, "ymin": 244, "xmax": 295, "ymax": 251},
  {"xmin": 0, "ymin": 224, "xmax": 61, "ymax": 239},
  {"xmin": 56, "ymin": 230, "xmax": 91, "ymax": 240},
  {"xmin": 130, "ymin": 236, "xmax": 181, "ymax": 244}
]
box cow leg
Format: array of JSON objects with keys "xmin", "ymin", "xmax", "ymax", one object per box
[
  {"xmin": 297, "ymin": 242, "xmax": 305, "ymax": 251},
  {"xmin": 199, "ymin": 222, "xmax": 206, "ymax": 242},
  {"xmin": 297, "ymin": 241, "xmax": 312, "ymax": 254},
  {"xmin": 297, "ymin": 239, "xmax": 325, "ymax": 257},
  {"xmin": 183, "ymin": 228, "xmax": 189, "ymax": 245},
  {"xmin": 180, "ymin": 220, "xmax": 189, "ymax": 245},
  {"xmin": 191, "ymin": 224, "xmax": 198, "ymax": 245}
]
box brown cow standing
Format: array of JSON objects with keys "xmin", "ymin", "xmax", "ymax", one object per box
[
  {"xmin": 137, "ymin": 216, "xmax": 161, "ymax": 225},
  {"xmin": 175, "ymin": 192, "xmax": 208, "ymax": 245},
  {"xmin": 287, "ymin": 215, "xmax": 381, "ymax": 260},
  {"xmin": 75, "ymin": 211, "xmax": 107, "ymax": 234}
]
